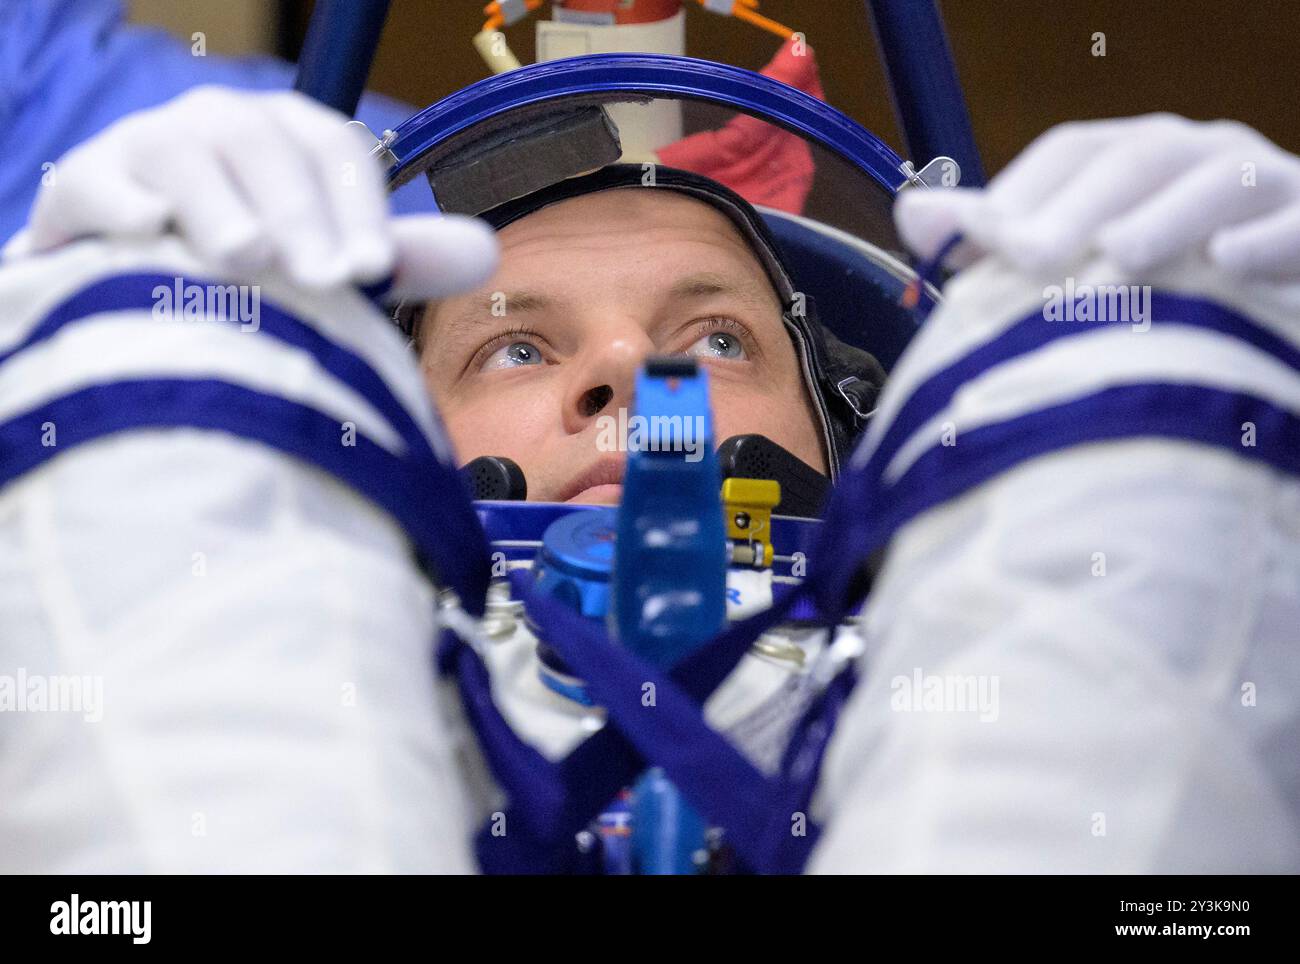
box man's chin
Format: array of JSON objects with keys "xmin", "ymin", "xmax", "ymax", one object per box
[{"xmin": 563, "ymin": 483, "xmax": 623, "ymax": 505}]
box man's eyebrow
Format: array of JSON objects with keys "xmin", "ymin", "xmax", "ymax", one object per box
[
  {"xmin": 498, "ymin": 291, "xmax": 552, "ymax": 314},
  {"xmin": 667, "ymin": 272, "xmax": 776, "ymax": 309},
  {"xmin": 432, "ymin": 290, "xmax": 554, "ymax": 339}
]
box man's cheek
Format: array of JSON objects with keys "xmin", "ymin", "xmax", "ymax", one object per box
[
  {"xmin": 442, "ymin": 390, "xmax": 549, "ymax": 465},
  {"xmin": 710, "ymin": 386, "xmax": 778, "ymax": 444},
  {"xmin": 711, "ymin": 388, "xmax": 826, "ymax": 472},
  {"xmin": 439, "ymin": 396, "xmax": 510, "ymax": 464}
]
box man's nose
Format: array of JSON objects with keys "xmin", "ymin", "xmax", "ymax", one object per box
[{"xmin": 563, "ymin": 325, "xmax": 656, "ymax": 433}]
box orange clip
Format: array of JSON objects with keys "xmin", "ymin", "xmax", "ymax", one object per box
[
  {"xmin": 693, "ymin": 1, "xmax": 796, "ymax": 41},
  {"xmin": 482, "ymin": 0, "xmax": 544, "ymax": 34}
]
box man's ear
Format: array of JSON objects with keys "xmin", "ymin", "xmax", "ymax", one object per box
[
  {"xmin": 393, "ymin": 300, "xmax": 420, "ymax": 347},
  {"xmin": 411, "ymin": 303, "xmax": 429, "ymax": 355},
  {"xmin": 396, "ymin": 301, "xmax": 437, "ymax": 355}
]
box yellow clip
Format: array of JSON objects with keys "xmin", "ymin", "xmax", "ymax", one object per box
[{"xmin": 722, "ymin": 477, "xmax": 780, "ymax": 568}]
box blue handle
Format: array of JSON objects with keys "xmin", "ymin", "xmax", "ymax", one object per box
[
  {"xmin": 292, "ymin": 0, "xmax": 391, "ymax": 118},
  {"xmin": 866, "ymin": 0, "xmax": 986, "ymax": 187},
  {"xmin": 612, "ymin": 361, "xmax": 727, "ymax": 668}
]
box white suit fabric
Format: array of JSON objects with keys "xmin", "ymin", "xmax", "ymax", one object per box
[
  {"xmin": 809, "ymin": 255, "xmax": 1300, "ymax": 873},
  {"xmin": 5, "ymin": 234, "xmax": 1297, "ymax": 875},
  {"xmin": 0, "ymin": 238, "xmax": 475, "ymax": 872}
]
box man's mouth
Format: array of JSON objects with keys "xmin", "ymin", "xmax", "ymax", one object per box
[{"xmin": 558, "ymin": 457, "xmax": 626, "ymax": 504}]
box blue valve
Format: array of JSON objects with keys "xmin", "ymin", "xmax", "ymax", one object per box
[
  {"xmin": 612, "ymin": 357, "xmax": 726, "ymax": 873},
  {"xmin": 531, "ymin": 508, "xmax": 617, "ymax": 621},
  {"xmin": 610, "ymin": 357, "xmax": 727, "ymax": 669},
  {"xmin": 631, "ymin": 767, "xmax": 710, "ymax": 875},
  {"xmin": 528, "ymin": 358, "xmax": 729, "ymax": 873},
  {"xmin": 530, "ymin": 507, "xmax": 617, "ymax": 705}
]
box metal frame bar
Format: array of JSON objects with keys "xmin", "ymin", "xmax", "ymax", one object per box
[
  {"xmin": 292, "ymin": 0, "xmax": 391, "ymax": 117},
  {"xmin": 291, "ymin": 0, "xmax": 985, "ymax": 186},
  {"xmin": 384, "ymin": 54, "xmax": 908, "ymax": 197},
  {"xmin": 865, "ymin": 0, "xmax": 985, "ymax": 187}
]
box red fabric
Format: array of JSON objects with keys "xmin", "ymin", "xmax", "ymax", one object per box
[
  {"xmin": 657, "ymin": 38, "xmax": 823, "ymax": 214},
  {"xmin": 556, "ymin": 0, "xmax": 683, "ymax": 24}
]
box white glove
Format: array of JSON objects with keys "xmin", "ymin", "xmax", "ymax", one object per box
[
  {"xmin": 896, "ymin": 113, "xmax": 1300, "ymax": 282},
  {"xmin": 2, "ymin": 85, "xmax": 497, "ymax": 300}
]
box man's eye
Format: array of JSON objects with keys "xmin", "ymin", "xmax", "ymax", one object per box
[
  {"xmin": 686, "ymin": 329, "xmax": 747, "ymax": 361},
  {"xmin": 480, "ymin": 340, "xmax": 544, "ymax": 372}
]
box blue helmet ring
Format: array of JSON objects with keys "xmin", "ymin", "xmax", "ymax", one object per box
[{"xmin": 382, "ymin": 53, "xmax": 941, "ymax": 370}]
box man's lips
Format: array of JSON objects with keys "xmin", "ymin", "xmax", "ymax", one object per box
[{"xmin": 557, "ymin": 457, "xmax": 626, "ymax": 504}]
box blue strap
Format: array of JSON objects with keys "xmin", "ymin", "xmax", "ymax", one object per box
[
  {"xmin": 3, "ymin": 272, "xmax": 441, "ymax": 463},
  {"xmin": 1, "ymin": 274, "xmax": 491, "ymax": 613},
  {"xmin": 459, "ymin": 292, "xmax": 1300, "ymax": 873},
  {"xmin": 459, "ymin": 570, "xmax": 817, "ymax": 874},
  {"xmin": 780, "ymin": 661, "xmax": 859, "ymax": 788},
  {"xmin": 508, "ymin": 577, "xmax": 786, "ymax": 864},
  {"xmin": 860, "ymin": 291, "xmax": 1300, "ymax": 486},
  {"xmin": 813, "ymin": 292, "xmax": 1300, "ymax": 617},
  {"xmin": 668, "ymin": 583, "xmax": 806, "ymax": 703},
  {"xmin": 897, "ymin": 382, "xmax": 1300, "ymax": 521},
  {"xmin": 0, "ymin": 377, "xmax": 491, "ymax": 614},
  {"xmin": 899, "ymin": 231, "xmax": 962, "ymax": 323},
  {"xmin": 466, "ymin": 588, "xmax": 802, "ymax": 872},
  {"xmin": 434, "ymin": 631, "xmax": 566, "ymax": 840},
  {"xmin": 474, "ymin": 721, "xmax": 648, "ymax": 874}
]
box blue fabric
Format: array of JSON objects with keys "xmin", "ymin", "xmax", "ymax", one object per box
[
  {"xmin": 435, "ymin": 631, "xmax": 567, "ymax": 840},
  {"xmin": 0, "ymin": 273, "xmax": 492, "ymax": 613},
  {"xmin": 0, "ymin": 377, "xmax": 492, "ymax": 612},
  {"xmin": 762, "ymin": 213, "xmax": 922, "ymax": 371},
  {"xmin": 463, "ymin": 569, "xmax": 820, "ymax": 875},
  {"xmin": 0, "ymin": 0, "xmax": 433, "ymax": 246},
  {"xmin": 3, "ymin": 273, "xmax": 438, "ymax": 463},
  {"xmin": 865, "ymin": 291, "xmax": 1300, "ymax": 486},
  {"xmin": 814, "ymin": 291, "xmax": 1300, "ymax": 616},
  {"xmin": 455, "ymin": 291, "xmax": 1300, "ymax": 874},
  {"xmin": 897, "ymin": 383, "xmax": 1300, "ymax": 527}
]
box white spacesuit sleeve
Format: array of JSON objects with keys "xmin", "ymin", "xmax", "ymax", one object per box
[
  {"xmin": 0, "ymin": 238, "xmax": 476, "ymax": 872},
  {"xmin": 808, "ymin": 256, "xmax": 1300, "ymax": 873}
]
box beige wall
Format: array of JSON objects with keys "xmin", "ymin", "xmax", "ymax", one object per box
[
  {"xmin": 127, "ymin": 0, "xmax": 277, "ymax": 57},
  {"xmin": 132, "ymin": 1, "xmax": 1299, "ymax": 178},
  {"xmin": 355, "ymin": 0, "xmax": 1300, "ymax": 177}
]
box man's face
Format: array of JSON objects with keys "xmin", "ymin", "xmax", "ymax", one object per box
[{"xmin": 417, "ymin": 188, "xmax": 827, "ymax": 504}]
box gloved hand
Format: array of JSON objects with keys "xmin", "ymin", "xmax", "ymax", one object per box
[
  {"xmin": 895, "ymin": 113, "xmax": 1300, "ymax": 282},
  {"xmin": 1, "ymin": 86, "xmax": 497, "ymax": 299}
]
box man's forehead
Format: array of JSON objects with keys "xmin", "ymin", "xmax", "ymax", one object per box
[
  {"xmin": 438, "ymin": 268, "xmax": 777, "ymax": 328},
  {"xmin": 430, "ymin": 188, "xmax": 783, "ymax": 328},
  {"xmin": 500, "ymin": 187, "xmax": 776, "ymax": 274},
  {"xmin": 502, "ymin": 189, "xmax": 774, "ymax": 285},
  {"xmin": 499, "ymin": 186, "xmax": 743, "ymax": 237}
]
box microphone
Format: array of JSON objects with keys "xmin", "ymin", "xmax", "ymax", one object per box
[
  {"xmin": 460, "ymin": 455, "xmax": 528, "ymax": 501},
  {"xmin": 717, "ymin": 434, "xmax": 829, "ymax": 518}
]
